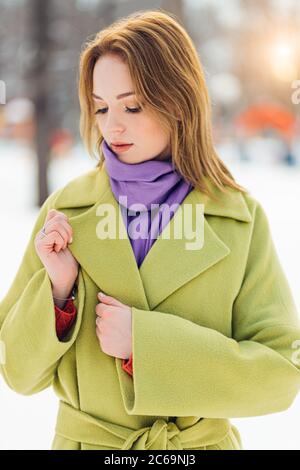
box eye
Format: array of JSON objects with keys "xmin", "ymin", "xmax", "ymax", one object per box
[{"xmin": 94, "ymin": 106, "xmax": 142, "ymax": 115}]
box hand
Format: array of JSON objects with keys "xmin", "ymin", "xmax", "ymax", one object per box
[
  {"xmin": 34, "ymin": 209, "xmax": 79, "ymax": 291},
  {"xmin": 95, "ymin": 293, "xmax": 132, "ymax": 360}
]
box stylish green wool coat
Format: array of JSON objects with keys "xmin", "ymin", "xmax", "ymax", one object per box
[{"xmin": 1, "ymin": 163, "xmax": 300, "ymax": 450}]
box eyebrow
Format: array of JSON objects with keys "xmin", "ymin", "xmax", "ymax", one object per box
[{"xmin": 92, "ymin": 91, "xmax": 135, "ymax": 101}]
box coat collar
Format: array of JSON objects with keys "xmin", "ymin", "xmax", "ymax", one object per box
[
  {"xmin": 54, "ymin": 163, "xmax": 252, "ymax": 310},
  {"xmin": 55, "ymin": 162, "xmax": 252, "ymax": 222}
]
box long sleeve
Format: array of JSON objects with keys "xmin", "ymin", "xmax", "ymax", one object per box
[
  {"xmin": 122, "ymin": 353, "xmax": 133, "ymax": 376},
  {"xmin": 119, "ymin": 201, "xmax": 300, "ymax": 417},
  {"xmin": 54, "ymin": 300, "xmax": 77, "ymax": 341},
  {"xmin": 0, "ymin": 188, "xmax": 85, "ymax": 395}
]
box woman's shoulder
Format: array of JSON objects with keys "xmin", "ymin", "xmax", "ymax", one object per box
[
  {"xmin": 220, "ymin": 183, "xmax": 272, "ymax": 231},
  {"xmin": 235, "ymin": 190, "xmax": 274, "ymax": 241},
  {"xmin": 240, "ymin": 190, "xmax": 269, "ymax": 224}
]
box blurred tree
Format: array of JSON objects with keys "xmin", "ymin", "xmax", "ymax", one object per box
[{"xmin": 27, "ymin": 0, "xmax": 52, "ymax": 206}]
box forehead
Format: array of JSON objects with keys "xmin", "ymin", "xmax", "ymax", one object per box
[{"xmin": 93, "ymin": 55, "xmax": 134, "ymax": 100}]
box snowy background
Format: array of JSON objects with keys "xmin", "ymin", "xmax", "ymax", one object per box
[{"xmin": 0, "ymin": 139, "xmax": 299, "ymax": 450}]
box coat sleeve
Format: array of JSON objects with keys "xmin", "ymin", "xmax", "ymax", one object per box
[
  {"xmin": 119, "ymin": 201, "xmax": 300, "ymax": 417},
  {"xmin": 0, "ymin": 188, "xmax": 85, "ymax": 395}
]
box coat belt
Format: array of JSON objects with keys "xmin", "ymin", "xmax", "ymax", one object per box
[{"xmin": 55, "ymin": 400, "xmax": 235, "ymax": 450}]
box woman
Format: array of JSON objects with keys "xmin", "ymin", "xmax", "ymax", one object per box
[{"xmin": 1, "ymin": 10, "xmax": 300, "ymax": 451}]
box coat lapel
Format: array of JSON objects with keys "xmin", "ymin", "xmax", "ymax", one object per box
[
  {"xmin": 54, "ymin": 163, "xmax": 252, "ymax": 311},
  {"xmin": 139, "ymin": 181, "xmax": 252, "ymax": 309}
]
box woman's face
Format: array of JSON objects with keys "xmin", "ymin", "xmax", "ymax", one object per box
[{"xmin": 92, "ymin": 53, "xmax": 171, "ymax": 164}]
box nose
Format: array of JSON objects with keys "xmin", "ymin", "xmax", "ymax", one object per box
[{"xmin": 104, "ymin": 112, "xmax": 126, "ymax": 134}]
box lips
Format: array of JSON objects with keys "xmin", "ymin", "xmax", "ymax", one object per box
[
  {"xmin": 111, "ymin": 142, "xmax": 132, "ymax": 146},
  {"xmin": 111, "ymin": 143, "xmax": 133, "ymax": 150},
  {"xmin": 110, "ymin": 143, "xmax": 133, "ymax": 153}
]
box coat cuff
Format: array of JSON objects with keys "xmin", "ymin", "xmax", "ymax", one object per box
[{"xmin": 0, "ymin": 269, "xmax": 85, "ymax": 395}]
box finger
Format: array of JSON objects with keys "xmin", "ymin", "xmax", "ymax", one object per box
[
  {"xmin": 42, "ymin": 211, "xmax": 71, "ymax": 247},
  {"xmin": 49, "ymin": 230, "xmax": 66, "ymax": 253},
  {"xmin": 36, "ymin": 231, "xmax": 65, "ymax": 253},
  {"xmin": 95, "ymin": 303, "xmax": 106, "ymax": 317},
  {"xmin": 53, "ymin": 218, "xmax": 73, "ymax": 243},
  {"xmin": 43, "ymin": 220, "xmax": 72, "ymax": 249},
  {"xmin": 95, "ymin": 322, "xmax": 103, "ymax": 337},
  {"xmin": 47, "ymin": 224, "xmax": 69, "ymax": 250},
  {"xmin": 45, "ymin": 209, "xmax": 68, "ymax": 224},
  {"xmin": 97, "ymin": 293, "xmax": 123, "ymax": 306},
  {"xmin": 46, "ymin": 212, "xmax": 71, "ymax": 228}
]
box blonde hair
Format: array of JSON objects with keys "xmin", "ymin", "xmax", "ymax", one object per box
[{"xmin": 78, "ymin": 9, "xmax": 248, "ymax": 201}]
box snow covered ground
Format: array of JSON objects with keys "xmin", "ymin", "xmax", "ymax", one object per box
[{"xmin": 0, "ymin": 139, "xmax": 299, "ymax": 449}]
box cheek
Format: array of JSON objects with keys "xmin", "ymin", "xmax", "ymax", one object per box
[
  {"xmin": 128, "ymin": 116, "xmax": 150, "ymax": 135},
  {"xmin": 141, "ymin": 115, "xmax": 159, "ymax": 132},
  {"xmin": 136, "ymin": 116, "xmax": 168, "ymax": 144}
]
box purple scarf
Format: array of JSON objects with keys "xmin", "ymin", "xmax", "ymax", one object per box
[{"xmin": 101, "ymin": 139, "xmax": 194, "ymax": 268}]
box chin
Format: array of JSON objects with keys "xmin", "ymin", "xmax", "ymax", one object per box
[{"xmin": 117, "ymin": 155, "xmax": 145, "ymax": 164}]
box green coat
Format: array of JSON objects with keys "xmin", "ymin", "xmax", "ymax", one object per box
[{"xmin": 1, "ymin": 164, "xmax": 300, "ymax": 450}]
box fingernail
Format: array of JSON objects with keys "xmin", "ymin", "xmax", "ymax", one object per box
[{"xmin": 98, "ymin": 292, "xmax": 105, "ymax": 298}]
